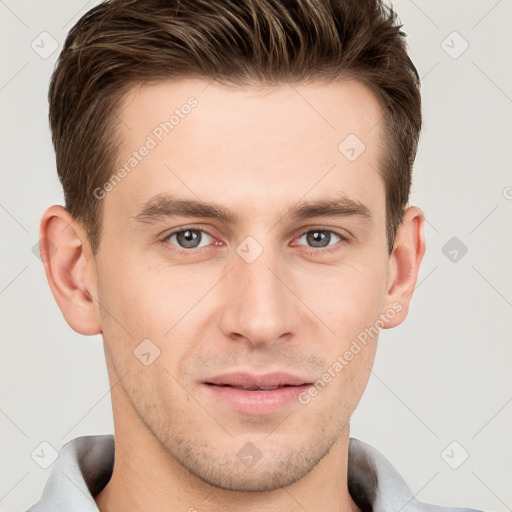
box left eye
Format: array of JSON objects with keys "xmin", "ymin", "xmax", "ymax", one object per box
[
  {"xmin": 296, "ymin": 229, "xmax": 342, "ymax": 249},
  {"xmin": 165, "ymin": 228, "xmax": 214, "ymax": 249}
]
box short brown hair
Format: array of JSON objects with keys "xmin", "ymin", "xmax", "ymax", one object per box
[{"xmin": 49, "ymin": 0, "xmax": 421, "ymax": 255}]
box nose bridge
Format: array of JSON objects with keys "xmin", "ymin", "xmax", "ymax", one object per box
[{"xmin": 220, "ymin": 238, "xmax": 297, "ymax": 345}]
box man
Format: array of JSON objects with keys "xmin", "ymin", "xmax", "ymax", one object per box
[{"xmin": 28, "ymin": 0, "xmax": 484, "ymax": 510}]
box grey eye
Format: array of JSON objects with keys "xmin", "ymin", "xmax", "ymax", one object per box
[
  {"xmin": 298, "ymin": 230, "xmax": 341, "ymax": 248},
  {"xmin": 167, "ymin": 229, "xmax": 213, "ymax": 249}
]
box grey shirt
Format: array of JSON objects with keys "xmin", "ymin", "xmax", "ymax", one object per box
[{"xmin": 26, "ymin": 435, "xmax": 483, "ymax": 512}]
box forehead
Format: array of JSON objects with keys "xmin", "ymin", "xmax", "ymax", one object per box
[
  {"xmin": 116, "ymin": 77, "xmax": 384, "ymax": 149},
  {"xmin": 107, "ymin": 77, "xmax": 386, "ymax": 223}
]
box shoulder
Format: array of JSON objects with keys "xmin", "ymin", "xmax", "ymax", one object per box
[{"xmin": 348, "ymin": 438, "xmax": 486, "ymax": 512}]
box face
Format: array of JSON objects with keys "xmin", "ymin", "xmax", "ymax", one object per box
[{"xmin": 94, "ymin": 78, "xmax": 393, "ymax": 491}]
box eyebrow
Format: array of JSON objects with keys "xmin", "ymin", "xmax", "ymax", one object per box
[{"xmin": 130, "ymin": 192, "xmax": 373, "ymax": 227}]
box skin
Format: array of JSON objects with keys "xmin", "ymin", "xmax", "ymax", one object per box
[{"xmin": 39, "ymin": 78, "xmax": 425, "ymax": 512}]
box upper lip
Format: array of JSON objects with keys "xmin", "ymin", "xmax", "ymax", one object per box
[{"xmin": 204, "ymin": 372, "xmax": 312, "ymax": 390}]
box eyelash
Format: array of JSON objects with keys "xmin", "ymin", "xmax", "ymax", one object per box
[{"xmin": 160, "ymin": 226, "xmax": 349, "ymax": 257}]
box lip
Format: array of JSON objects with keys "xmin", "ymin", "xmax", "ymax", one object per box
[{"xmin": 202, "ymin": 372, "xmax": 313, "ymax": 415}]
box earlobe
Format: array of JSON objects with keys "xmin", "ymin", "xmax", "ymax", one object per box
[
  {"xmin": 381, "ymin": 206, "xmax": 426, "ymax": 329},
  {"xmin": 39, "ymin": 205, "xmax": 102, "ymax": 336}
]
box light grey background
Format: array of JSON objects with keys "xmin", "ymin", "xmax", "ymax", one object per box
[{"xmin": 1, "ymin": 1, "xmax": 511, "ymax": 511}]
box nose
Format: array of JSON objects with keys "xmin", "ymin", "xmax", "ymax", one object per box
[{"xmin": 218, "ymin": 243, "xmax": 300, "ymax": 348}]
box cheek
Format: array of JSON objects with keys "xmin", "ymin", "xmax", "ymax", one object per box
[
  {"xmin": 300, "ymin": 260, "xmax": 385, "ymax": 396},
  {"xmin": 309, "ymin": 314, "xmax": 379, "ymax": 415},
  {"xmin": 301, "ymin": 259, "xmax": 387, "ymax": 331},
  {"xmin": 96, "ymin": 255, "xmax": 171, "ymax": 330},
  {"xmin": 97, "ymin": 261, "xmax": 209, "ymax": 371}
]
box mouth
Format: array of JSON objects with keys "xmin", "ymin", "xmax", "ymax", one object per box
[
  {"xmin": 202, "ymin": 372, "xmax": 313, "ymax": 415},
  {"xmin": 205, "ymin": 383, "xmax": 298, "ymax": 391}
]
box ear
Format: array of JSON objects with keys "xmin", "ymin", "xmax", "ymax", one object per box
[
  {"xmin": 380, "ymin": 205, "xmax": 426, "ymax": 329},
  {"xmin": 38, "ymin": 205, "xmax": 102, "ymax": 335}
]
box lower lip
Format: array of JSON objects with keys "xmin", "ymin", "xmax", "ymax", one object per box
[{"xmin": 203, "ymin": 383, "xmax": 312, "ymax": 415}]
